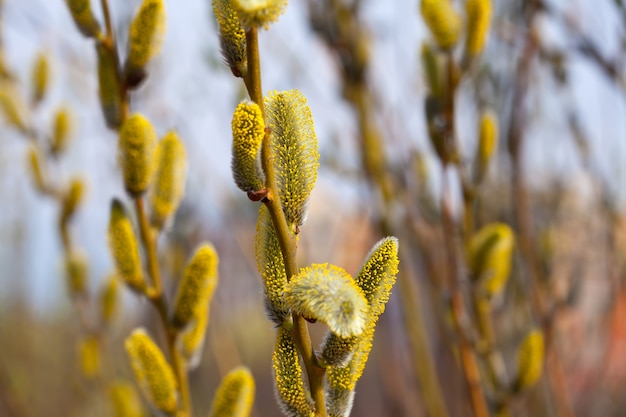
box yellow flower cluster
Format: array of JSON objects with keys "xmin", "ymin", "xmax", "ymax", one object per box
[
  {"xmin": 65, "ymin": 248, "xmax": 88, "ymax": 298},
  {"xmin": 179, "ymin": 304, "xmax": 209, "ymax": 369},
  {"xmin": 118, "ymin": 113, "xmax": 157, "ymax": 196},
  {"xmin": 265, "ymin": 89, "xmax": 319, "ymax": 227},
  {"xmin": 110, "ymin": 381, "xmax": 146, "ymax": 417},
  {"xmin": 213, "ymin": 0, "xmax": 247, "ymax": 77},
  {"xmin": 150, "ymin": 131, "xmax": 187, "ymax": 228},
  {"xmin": 515, "ymin": 329, "xmax": 544, "ymax": 391},
  {"xmin": 100, "ymin": 274, "xmax": 119, "ymax": 325},
  {"xmin": 233, "ymin": 0, "xmax": 288, "ymax": 30},
  {"xmin": 272, "ymin": 327, "xmax": 314, "ymax": 417},
  {"xmin": 31, "ymin": 52, "xmax": 49, "ymax": 104},
  {"xmin": 125, "ymin": 329, "xmax": 178, "ymax": 414},
  {"xmin": 126, "ymin": 0, "xmax": 166, "ymax": 72},
  {"xmin": 51, "ymin": 106, "xmax": 73, "ymax": 155},
  {"xmin": 467, "ymin": 223, "xmax": 514, "ymax": 297},
  {"xmin": 420, "ymin": 0, "xmax": 461, "ymax": 50},
  {"xmin": 231, "ymin": 100, "xmax": 266, "ymax": 193},
  {"xmin": 108, "ymin": 199, "xmax": 145, "ymax": 293},
  {"xmin": 209, "ymin": 366, "xmax": 255, "ymax": 417},
  {"xmin": 65, "ymin": 0, "xmax": 101, "ymax": 38},
  {"xmin": 465, "ymin": 0, "xmax": 492, "ymax": 55}
]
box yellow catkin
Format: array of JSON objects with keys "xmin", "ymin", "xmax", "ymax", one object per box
[
  {"xmin": 96, "ymin": 42, "xmax": 122, "ymax": 128},
  {"xmin": 108, "ymin": 199, "xmax": 145, "ymax": 293},
  {"xmin": 421, "ymin": 42, "xmax": 442, "ymax": 98},
  {"xmin": 515, "ymin": 329, "xmax": 544, "ymax": 391},
  {"xmin": 31, "ymin": 52, "xmax": 49, "ymax": 104},
  {"xmin": 179, "ymin": 304, "xmax": 209, "ymax": 369},
  {"xmin": 420, "ymin": 0, "xmax": 461, "ymax": 50},
  {"xmin": 172, "ymin": 244, "xmax": 219, "ymax": 329},
  {"xmin": 51, "ymin": 106, "xmax": 73, "ymax": 155},
  {"xmin": 65, "ymin": 248, "xmax": 88, "ymax": 297},
  {"xmin": 465, "ymin": 0, "xmax": 492, "ymax": 55},
  {"xmin": 0, "ymin": 88, "xmax": 27, "ymax": 132},
  {"xmin": 209, "ymin": 366, "xmax": 255, "ymax": 417},
  {"xmin": 27, "ymin": 146, "xmax": 46, "ymax": 193},
  {"xmin": 149, "ymin": 131, "xmax": 187, "ymax": 228},
  {"xmin": 265, "ymin": 90, "xmax": 319, "ymax": 227},
  {"xmin": 79, "ymin": 335, "xmax": 101, "ymax": 378},
  {"xmin": 126, "ymin": 0, "xmax": 166, "ymax": 72},
  {"xmin": 327, "ymin": 323, "xmax": 375, "ymax": 394},
  {"xmin": 213, "ymin": 0, "xmax": 247, "ymax": 77},
  {"xmin": 475, "ymin": 110, "xmax": 498, "ymax": 181},
  {"xmin": 272, "ymin": 327, "xmax": 315, "ymax": 417},
  {"xmin": 467, "ymin": 223, "xmax": 515, "ymax": 297},
  {"xmin": 100, "ymin": 274, "xmax": 119, "ymax": 325},
  {"xmin": 65, "ymin": 0, "xmax": 101, "ymax": 38},
  {"xmin": 110, "ymin": 381, "xmax": 146, "ymax": 417},
  {"xmin": 285, "ymin": 263, "xmax": 368, "ymax": 338},
  {"xmin": 233, "ymin": 0, "xmax": 287, "ymax": 30},
  {"xmin": 125, "ymin": 328, "xmax": 178, "ymax": 414},
  {"xmin": 231, "ymin": 100, "xmax": 265, "ymax": 193},
  {"xmin": 60, "ymin": 176, "xmax": 85, "ymax": 224},
  {"xmin": 255, "ymin": 205, "xmax": 289, "ymax": 326},
  {"xmin": 326, "ymin": 387, "xmax": 355, "ymax": 417},
  {"xmin": 118, "ymin": 113, "xmax": 158, "ymax": 196}
]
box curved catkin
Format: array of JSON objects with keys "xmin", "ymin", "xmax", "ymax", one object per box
[
  {"xmin": 231, "ymin": 100, "xmax": 266, "ymax": 193},
  {"xmin": 79, "ymin": 335, "xmax": 101, "ymax": 379},
  {"xmin": 255, "ymin": 205, "xmax": 289, "ymax": 325},
  {"xmin": 327, "ymin": 324, "xmax": 375, "ymax": 393},
  {"xmin": 108, "ymin": 199, "xmax": 145, "ymax": 293},
  {"xmin": 27, "ymin": 146, "xmax": 46, "ymax": 193},
  {"xmin": 118, "ymin": 113, "xmax": 158, "ymax": 196},
  {"xmin": 213, "ymin": 0, "xmax": 247, "ymax": 77},
  {"xmin": 233, "ymin": 0, "xmax": 287, "ymax": 30},
  {"xmin": 51, "ymin": 106, "xmax": 72, "ymax": 155},
  {"xmin": 265, "ymin": 90, "xmax": 319, "ymax": 227},
  {"xmin": 179, "ymin": 305, "xmax": 209, "ymax": 369},
  {"xmin": 96, "ymin": 42, "xmax": 122, "ymax": 129},
  {"xmin": 65, "ymin": 0, "xmax": 101, "ymax": 38},
  {"xmin": 285, "ymin": 263, "xmax": 368, "ymax": 338},
  {"xmin": 65, "ymin": 248, "xmax": 88, "ymax": 297},
  {"xmin": 272, "ymin": 327, "xmax": 315, "ymax": 417},
  {"xmin": 31, "ymin": 52, "xmax": 49, "ymax": 104},
  {"xmin": 100, "ymin": 274, "xmax": 120, "ymax": 325},
  {"xmin": 465, "ymin": 0, "xmax": 492, "ymax": 56},
  {"xmin": 126, "ymin": 0, "xmax": 166, "ymax": 73},
  {"xmin": 420, "ymin": 0, "xmax": 461, "ymax": 50},
  {"xmin": 515, "ymin": 329, "xmax": 544, "ymax": 391},
  {"xmin": 149, "ymin": 131, "xmax": 187, "ymax": 228},
  {"xmin": 124, "ymin": 328, "xmax": 178, "ymax": 414},
  {"xmin": 172, "ymin": 244, "xmax": 219, "ymax": 329},
  {"xmin": 110, "ymin": 381, "xmax": 146, "ymax": 417},
  {"xmin": 209, "ymin": 366, "xmax": 255, "ymax": 417},
  {"xmin": 60, "ymin": 176, "xmax": 85, "ymax": 224},
  {"xmin": 467, "ymin": 223, "xmax": 514, "ymax": 297}
]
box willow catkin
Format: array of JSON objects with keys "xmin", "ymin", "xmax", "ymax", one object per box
[
  {"xmin": 110, "ymin": 381, "xmax": 146, "ymax": 417},
  {"xmin": 27, "ymin": 146, "xmax": 46, "ymax": 193},
  {"xmin": 233, "ymin": 0, "xmax": 287, "ymax": 30},
  {"xmin": 65, "ymin": 0, "xmax": 101, "ymax": 38},
  {"xmin": 60, "ymin": 176, "xmax": 85, "ymax": 225},
  {"xmin": 515, "ymin": 329, "xmax": 544, "ymax": 391},
  {"xmin": 126, "ymin": 0, "xmax": 166, "ymax": 74},
  {"xmin": 420, "ymin": 0, "xmax": 461, "ymax": 50},
  {"xmin": 213, "ymin": 0, "xmax": 247, "ymax": 77},
  {"xmin": 118, "ymin": 113, "xmax": 157, "ymax": 196},
  {"xmin": 100, "ymin": 274, "xmax": 120, "ymax": 325},
  {"xmin": 65, "ymin": 248, "xmax": 88, "ymax": 297},
  {"xmin": 51, "ymin": 106, "xmax": 72, "ymax": 155},
  {"xmin": 79, "ymin": 335, "xmax": 101, "ymax": 379},
  {"xmin": 475, "ymin": 110, "xmax": 498, "ymax": 182},
  {"xmin": 0, "ymin": 87, "xmax": 27, "ymax": 132},
  {"xmin": 467, "ymin": 223, "xmax": 514, "ymax": 297},
  {"xmin": 209, "ymin": 366, "xmax": 255, "ymax": 417},
  {"xmin": 31, "ymin": 52, "xmax": 49, "ymax": 104},
  {"xmin": 465, "ymin": 0, "xmax": 492, "ymax": 56},
  {"xmin": 96, "ymin": 42, "xmax": 122, "ymax": 128},
  {"xmin": 231, "ymin": 100, "xmax": 265, "ymax": 194}
]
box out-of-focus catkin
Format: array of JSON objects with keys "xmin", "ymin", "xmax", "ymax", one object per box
[
  {"xmin": 65, "ymin": 0, "xmax": 101, "ymax": 38},
  {"xmin": 172, "ymin": 244, "xmax": 219, "ymax": 329},
  {"xmin": 79, "ymin": 335, "xmax": 101, "ymax": 379},
  {"xmin": 107, "ymin": 199, "xmax": 145, "ymax": 293},
  {"xmin": 213, "ymin": 0, "xmax": 247, "ymax": 77},
  {"xmin": 96, "ymin": 42, "xmax": 123, "ymax": 129},
  {"xmin": 231, "ymin": 100, "xmax": 266, "ymax": 194},
  {"xmin": 126, "ymin": 0, "xmax": 166, "ymax": 74},
  {"xmin": 465, "ymin": 0, "xmax": 492, "ymax": 56},
  {"xmin": 125, "ymin": 328, "xmax": 178, "ymax": 414},
  {"xmin": 31, "ymin": 52, "xmax": 49, "ymax": 104},
  {"xmin": 110, "ymin": 381, "xmax": 146, "ymax": 417},
  {"xmin": 420, "ymin": 0, "xmax": 461, "ymax": 50},
  {"xmin": 0, "ymin": 88, "xmax": 27, "ymax": 132},
  {"xmin": 209, "ymin": 366, "xmax": 255, "ymax": 417},
  {"xmin": 27, "ymin": 146, "xmax": 46, "ymax": 193},
  {"xmin": 149, "ymin": 131, "xmax": 187, "ymax": 228},
  {"xmin": 60, "ymin": 176, "xmax": 85, "ymax": 224},
  {"xmin": 118, "ymin": 113, "xmax": 157, "ymax": 196},
  {"xmin": 65, "ymin": 248, "xmax": 88, "ymax": 297},
  {"xmin": 233, "ymin": 0, "xmax": 287, "ymax": 30},
  {"xmin": 179, "ymin": 304, "xmax": 209, "ymax": 369},
  {"xmin": 100, "ymin": 274, "xmax": 120, "ymax": 325},
  {"xmin": 51, "ymin": 106, "xmax": 73, "ymax": 155},
  {"xmin": 475, "ymin": 110, "xmax": 498, "ymax": 182},
  {"xmin": 515, "ymin": 329, "xmax": 544, "ymax": 391},
  {"xmin": 467, "ymin": 223, "xmax": 514, "ymax": 297}
]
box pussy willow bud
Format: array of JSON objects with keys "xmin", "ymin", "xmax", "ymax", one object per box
[
  {"xmin": 60, "ymin": 176, "xmax": 85, "ymax": 225},
  {"xmin": 209, "ymin": 366, "xmax": 255, "ymax": 417},
  {"xmin": 213, "ymin": 0, "xmax": 247, "ymax": 77},
  {"xmin": 65, "ymin": 0, "xmax": 101, "ymax": 38},
  {"xmin": 327, "ymin": 324, "xmax": 375, "ymax": 394},
  {"xmin": 233, "ymin": 0, "xmax": 287, "ymax": 30},
  {"xmin": 31, "ymin": 52, "xmax": 49, "ymax": 104},
  {"xmin": 79, "ymin": 335, "xmax": 101, "ymax": 379},
  {"xmin": 475, "ymin": 110, "xmax": 498, "ymax": 183},
  {"xmin": 514, "ymin": 329, "xmax": 544, "ymax": 392},
  {"xmin": 467, "ymin": 223, "xmax": 514, "ymax": 297},
  {"xmin": 255, "ymin": 205, "xmax": 289, "ymax": 326},
  {"xmin": 172, "ymin": 244, "xmax": 219, "ymax": 329},
  {"xmin": 65, "ymin": 248, "xmax": 88, "ymax": 298},
  {"xmin": 126, "ymin": 0, "xmax": 166, "ymax": 78},
  {"xmin": 51, "ymin": 106, "xmax": 73, "ymax": 155},
  {"xmin": 265, "ymin": 89, "xmax": 319, "ymax": 227},
  {"xmin": 179, "ymin": 304, "xmax": 209, "ymax": 370},
  {"xmin": 108, "ymin": 199, "xmax": 145, "ymax": 293},
  {"xmin": 420, "ymin": 0, "xmax": 461, "ymax": 50},
  {"xmin": 272, "ymin": 327, "xmax": 315, "ymax": 417},
  {"xmin": 326, "ymin": 386, "xmax": 355, "ymax": 417},
  {"xmin": 285, "ymin": 263, "xmax": 368, "ymax": 338},
  {"xmin": 465, "ymin": 0, "xmax": 492, "ymax": 56},
  {"xmin": 149, "ymin": 131, "xmax": 187, "ymax": 228},
  {"xmin": 0, "ymin": 88, "xmax": 27, "ymax": 132},
  {"xmin": 231, "ymin": 100, "xmax": 265, "ymax": 194},
  {"xmin": 118, "ymin": 113, "xmax": 157, "ymax": 196},
  {"xmin": 110, "ymin": 381, "xmax": 146, "ymax": 417},
  {"xmin": 27, "ymin": 146, "xmax": 46, "ymax": 193},
  {"xmin": 125, "ymin": 328, "xmax": 178, "ymax": 414},
  {"xmin": 96, "ymin": 42, "xmax": 123, "ymax": 129},
  {"xmin": 100, "ymin": 274, "xmax": 120, "ymax": 325}
]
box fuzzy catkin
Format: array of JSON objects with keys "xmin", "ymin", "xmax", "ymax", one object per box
[
  {"xmin": 233, "ymin": 0, "xmax": 287, "ymax": 30},
  {"xmin": 79, "ymin": 335, "xmax": 101, "ymax": 379},
  {"xmin": 31, "ymin": 52, "xmax": 49, "ymax": 104},
  {"xmin": 27, "ymin": 146, "xmax": 46, "ymax": 193},
  {"xmin": 65, "ymin": 0, "xmax": 101, "ymax": 38},
  {"xmin": 420, "ymin": 0, "xmax": 461, "ymax": 50},
  {"xmin": 65, "ymin": 248, "xmax": 88, "ymax": 297},
  {"xmin": 51, "ymin": 106, "xmax": 72, "ymax": 155},
  {"xmin": 231, "ymin": 100, "xmax": 266, "ymax": 193},
  {"xmin": 110, "ymin": 381, "xmax": 146, "ymax": 417},
  {"xmin": 467, "ymin": 223, "xmax": 514, "ymax": 297},
  {"xmin": 209, "ymin": 366, "xmax": 255, "ymax": 417},
  {"xmin": 515, "ymin": 329, "xmax": 544, "ymax": 391},
  {"xmin": 465, "ymin": 0, "xmax": 492, "ymax": 55},
  {"xmin": 126, "ymin": 0, "xmax": 166, "ymax": 72},
  {"xmin": 60, "ymin": 176, "xmax": 85, "ymax": 224},
  {"xmin": 179, "ymin": 304, "xmax": 209, "ymax": 369},
  {"xmin": 118, "ymin": 113, "xmax": 157, "ymax": 196},
  {"xmin": 213, "ymin": 0, "xmax": 247, "ymax": 77},
  {"xmin": 100, "ymin": 274, "xmax": 119, "ymax": 325},
  {"xmin": 96, "ymin": 43, "xmax": 122, "ymax": 128},
  {"xmin": 107, "ymin": 199, "xmax": 145, "ymax": 293},
  {"xmin": 477, "ymin": 110, "xmax": 497, "ymax": 172}
]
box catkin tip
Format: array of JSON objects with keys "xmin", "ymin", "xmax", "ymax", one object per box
[
  {"xmin": 420, "ymin": 0, "xmax": 461, "ymax": 50},
  {"xmin": 233, "ymin": 0, "xmax": 288, "ymax": 30}
]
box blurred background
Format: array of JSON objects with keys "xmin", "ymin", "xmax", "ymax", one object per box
[{"xmin": 1, "ymin": 0, "xmax": 626, "ymax": 416}]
